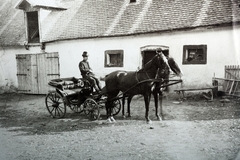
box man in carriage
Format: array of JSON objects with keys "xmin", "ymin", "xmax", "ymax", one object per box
[{"xmin": 79, "ymin": 51, "xmax": 102, "ymax": 93}]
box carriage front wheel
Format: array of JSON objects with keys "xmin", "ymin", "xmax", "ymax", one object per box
[
  {"xmin": 84, "ymin": 98, "xmax": 100, "ymax": 120},
  {"xmin": 45, "ymin": 92, "xmax": 66, "ymax": 118},
  {"xmin": 112, "ymin": 99, "xmax": 121, "ymax": 116}
]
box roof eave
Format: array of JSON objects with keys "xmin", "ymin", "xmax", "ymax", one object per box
[
  {"xmin": 15, "ymin": 0, "xmax": 67, "ymax": 11},
  {"xmin": 42, "ymin": 21, "xmax": 240, "ymax": 44},
  {"xmin": 33, "ymin": 5, "xmax": 67, "ymax": 11}
]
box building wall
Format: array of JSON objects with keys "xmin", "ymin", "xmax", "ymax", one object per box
[
  {"xmin": 0, "ymin": 25, "xmax": 239, "ymax": 93},
  {"xmin": 0, "ymin": 46, "xmax": 43, "ymax": 93},
  {"xmin": 45, "ymin": 25, "xmax": 240, "ymax": 89}
]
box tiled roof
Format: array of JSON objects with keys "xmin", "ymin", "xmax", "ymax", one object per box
[
  {"xmin": 1, "ymin": 0, "xmax": 240, "ymax": 45},
  {"xmin": 42, "ymin": 0, "xmax": 240, "ymax": 43},
  {"xmin": 0, "ymin": 0, "xmax": 25, "ymax": 46}
]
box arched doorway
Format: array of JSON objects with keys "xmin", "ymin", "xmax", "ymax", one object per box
[{"xmin": 140, "ymin": 45, "xmax": 169, "ymax": 67}]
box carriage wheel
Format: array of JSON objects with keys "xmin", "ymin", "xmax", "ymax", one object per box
[
  {"xmin": 68, "ymin": 98, "xmax": 83, "ymax": 113},
  {"xmin": 84, "ymin": 98, "xmax": 100, "ymax": 120},
  {"xmin": 45, "ymin": 92, "xmax": 66, "ymax": 118},
  {"xmin": 112, "ymin": 99, "xmax": 121, "ymax": 116},
  {"xmin": 69, "ymin": 103, "xmax": 84, "ymax": 113}
]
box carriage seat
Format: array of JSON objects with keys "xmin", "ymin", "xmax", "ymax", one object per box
[
  {"xmin": 48, "ymin": 77, "xmax": 86, "ymax": 90},
  {"xmin": 59, "ymin": 88, "xmax": 82, "ymax": 96}
]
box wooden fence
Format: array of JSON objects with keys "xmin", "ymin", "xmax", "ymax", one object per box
[
  {"xmin": 213, "ymin": 65, "xmax": 240, "ymax": 97},
  {"xmin": 224, "ymin": 65, "xmax": 240, "ymax": 96},
  {"xmin": 225, "ymin": 65, "xmax": 240, "ymax": 79}
]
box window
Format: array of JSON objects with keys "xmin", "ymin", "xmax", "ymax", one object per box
[
  {"xmin": 26, "ymin": 11, "xmax": 40, "ymax": 43},
  {"xmin": 105, "ymin": 50, "xmax": 123, "ymax": 67},
  {"xmin": 182, "ymin": 45, "xmax": 207, "ymax": 64},
  {"xmin": 130, "ymin": 0, "xmax": 136, "ymax": 3}
]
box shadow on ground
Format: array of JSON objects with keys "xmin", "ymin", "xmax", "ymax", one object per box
[{"xmin": 0, "ymin": 93, "xmax": 239, "ymax": 135}]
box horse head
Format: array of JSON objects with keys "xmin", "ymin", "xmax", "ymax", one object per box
[
  {"xmin": 154, "ymin": 52, "xmax": 171, "ymax": 76},
  {"xmin": 156, "ymin": 49, "xmax": 182, "ymax": 77}
]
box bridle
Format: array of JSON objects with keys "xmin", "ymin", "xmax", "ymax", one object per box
[{"xmin": 136, "ymin": 52, "xmax": 170, "ymax": 82}]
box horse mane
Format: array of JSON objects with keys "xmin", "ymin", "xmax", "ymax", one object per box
[{"xmin": 167, "ymin": 57, "xmax": 182, "ymax": 76}]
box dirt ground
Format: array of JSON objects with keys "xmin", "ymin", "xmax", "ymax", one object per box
[{"xmin": 0, "ymin": 92, "xmax": 240, "ymax": 160}]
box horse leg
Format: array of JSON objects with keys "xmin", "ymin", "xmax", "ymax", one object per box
[
  {"xmin": 105, "ymin": 101, "xmax": 112, "ymax": 123},
  {"xmin": 122, "ymin": 96, "xmax": 126, "ymax": 118},
  {"xmin": 106, "ymin": 91, "xmax": 118, "ymax": 122},
  {"xmin": 159, "ymin": 91, "xmax": 164, "ymax": 120},
  {"xmin": 153, "ymin": 91, "xmax": 161, "ymax": 121},
  {"xmin": 144, "ymin": 94, "xmax": 152, "ymax": 124},
  {"xmin": 127, "ymin": 96, "xmax": 133, "ymax": 117},
  {"xmin": 106, "ymin": 101, "xmax": 116, "ymax": 123}
]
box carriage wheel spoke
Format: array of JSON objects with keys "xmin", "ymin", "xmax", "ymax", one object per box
[
  {"xmin": 84, "ymin": 98, "xmax": 100, "ymax": 120},
  {"xmin": 50, "ymin": 107, "xmax": 54, "ymax": 113},
  {"xmin": 45, "ymin": 92, "xmax": 66, "ymax": 118},
  {"xmin": 49, "ymin": 95, "xmax": 55, "ymax": 102},
  {"xmin": 112, "ymin": 99, "xmax": 121, "ymax": 116}
]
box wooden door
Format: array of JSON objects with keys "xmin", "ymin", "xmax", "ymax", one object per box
[
  {"xmin": 16, "ymin": 54, "xmax": 32, "ymax": 93},
  {"xmin": 16, "ymin": 52, "xmax": 60, "ymax": 94},
  {"xmin": 37, "ymin": 52, "xmax": 60, "ymax": 94}
]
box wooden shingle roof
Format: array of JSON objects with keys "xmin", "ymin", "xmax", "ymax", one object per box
[
  {"xmin": 1, "ymin": 0, "xmax": 240, "ymax": 46},
  {"xmin": 0, "ymin": 0, "xmax": 25, "ymax": 46},
  {"xmin": 42, "ymin": 0, "xmax": 240, "ymax": 43}
]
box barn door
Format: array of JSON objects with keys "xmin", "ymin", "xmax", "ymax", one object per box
[
  {"xmin": 37, "ymin": 52, "xmax": 60, "ymax": 94},
  {"xmin": 16, "ymin": 52, "xmax": 59, "ymax": 94},
  {"xmin": 16, "ymin": 54, "xmax": 33, "ymax": 93}
]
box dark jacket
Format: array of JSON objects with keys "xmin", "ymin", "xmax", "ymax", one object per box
[{"xmin": 79, "ymin": 60, "xmax": 93, "ymax": 77}]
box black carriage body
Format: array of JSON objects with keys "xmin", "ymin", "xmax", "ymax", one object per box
[
  {"xmin": 46, "ymin": 77, "xmax": 121, "ymax": 119},
  {"xmin": 48, "ymin": 77, "xmax": 93, "ymax": 105}
]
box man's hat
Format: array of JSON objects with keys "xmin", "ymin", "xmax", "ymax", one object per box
[{"xmin": 82, "ymin": 51, "xmax": 89, "ymax": 57}]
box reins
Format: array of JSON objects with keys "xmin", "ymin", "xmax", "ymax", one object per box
[
  {"xmin": 107, "ymin": 52, "xmax": 170, "ymax": 102},
  {"xmin": 108, "ymin": 78, "xmax": 164, "ymax": 102}
]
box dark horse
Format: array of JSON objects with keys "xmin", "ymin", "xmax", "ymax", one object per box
[
  {"xmin": 121, "ymin": 56, "xmax": 182, "ymax": 121},
  {"xmin": 105, "ymin": 51, "xmax": 180, "ymax": 123}
]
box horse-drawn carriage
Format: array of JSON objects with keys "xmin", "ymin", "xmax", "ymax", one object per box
[
  {"xmin": 45, "ymin": 77, "xmax": 121, "ymax": 120},
  {"xmin": 45, "ymin": 50, "xmax": 183, "ymax": 123}
]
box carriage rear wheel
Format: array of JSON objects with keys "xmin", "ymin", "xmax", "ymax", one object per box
[
  {"xmin": 45, "ymin": 92, "xmax": 66, "ymax": 118},
  {"xmin": 84, "ymin": 98, "xmax": 100, "ymax": 120}
]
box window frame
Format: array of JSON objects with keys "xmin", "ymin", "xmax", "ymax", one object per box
[
  {"xmin": 26, "ymin": 11, "xmax": 40, "ymax": 44},
  {"xmin": 182, "ymin": 45, "xmax": 207, "ymax": 65},
  {"xmin": 104, "ymin": 50, "xmax": 124, "ymax": 67}
]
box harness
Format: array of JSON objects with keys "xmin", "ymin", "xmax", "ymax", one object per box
[{"xmin": 135, "ymin": 70, "xmax": 151, "ymax": 82}]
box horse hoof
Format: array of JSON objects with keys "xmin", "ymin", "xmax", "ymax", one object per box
[
  {"xmin": 157, "ymin": 117, "xmax": 163, "ymax": 121},
  {"xmin": 106, "ymin": 118, "xmax": 112, "ymax": 123},
  {"xmin": 110, "ymin": 117, "xmax": 116, "ymax": 123},
  {"xmin": 147, "ymin": 120, "xmax": 152, "ymax": 124},
  {"xmin": 122, "ymin": 115, "xmax": 126, "ymax": 119},
  {"xmin": 127, "ymin": 114, "xmax": 132, "ymax": 117}
]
